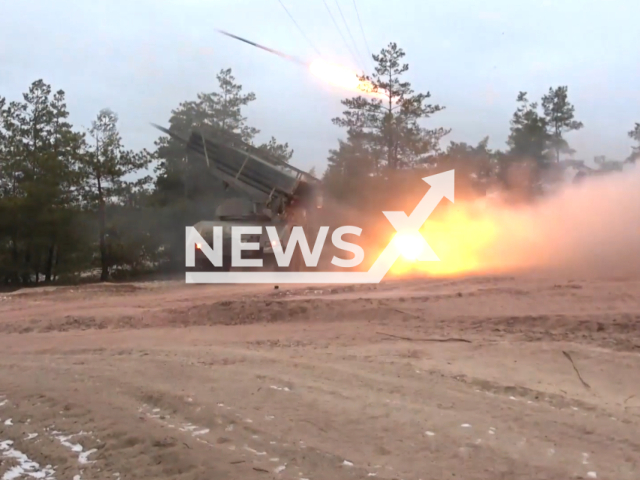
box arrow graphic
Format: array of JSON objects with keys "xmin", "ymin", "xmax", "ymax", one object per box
[
  {"xmin": 366, "ymin": 170, "xmax": 455, "ymax": 281},
  {"xmin": 185, "ymin": 170, "xmax": 455, "ymax": 283}
]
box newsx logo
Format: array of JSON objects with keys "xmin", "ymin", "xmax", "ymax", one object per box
[
  {"xmin": 185, "ymin": 225, "xmax": 365, "ymax": 268},
  {"xmin": 184, "ymin": 170, "xmax": 454, "ymax": 283}
]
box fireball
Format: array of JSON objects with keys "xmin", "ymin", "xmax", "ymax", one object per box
[
  {"xmin": 309, "ymin": 59, "xmax": 388, "ymax": 99},
  {"xmin": 387, "ymin": 203, "xmax": 509, "ymax": 277},
  {"xmin": 392, "ymin": 232, "xmax": 426, "ymax": 261},
  {"xmin": 376, "ymin": 168, "xmax": 640, "ymax": 280}
]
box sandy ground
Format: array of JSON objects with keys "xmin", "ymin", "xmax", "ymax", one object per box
[{"xmin": 0, "ymin": 274, "xmax": 639, "ymax": 479}]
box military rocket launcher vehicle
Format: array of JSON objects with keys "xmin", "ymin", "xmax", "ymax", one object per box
[{"xmin": 152, "ymin": 124, "xmax": 322, "ymax": 271}]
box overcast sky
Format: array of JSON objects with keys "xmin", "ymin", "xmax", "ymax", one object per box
[{"xmin": 2, "ymin": 0, "xmax": 639, "ymax": 173}]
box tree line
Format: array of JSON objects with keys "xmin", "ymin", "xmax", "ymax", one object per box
[
  {"xmin": 324, "ymin": 42, "xmax": 637, "ymax": 209},
  {"xmin": 1, "ymin": 44, "xmax": 637, "ymax": 285},
  {"xmin": 0, "ymin": 69, "xmax": 292, "ymax": 284}
]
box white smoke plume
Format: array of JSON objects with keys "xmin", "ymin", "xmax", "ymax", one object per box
[{"xmin": 390, "ymin": 165, "xmax": 640, "ymax": 279}]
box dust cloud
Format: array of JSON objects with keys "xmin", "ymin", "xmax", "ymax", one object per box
[{"xmin": 399, "ymin": 166, "xmax": 640, "ymax": 279}]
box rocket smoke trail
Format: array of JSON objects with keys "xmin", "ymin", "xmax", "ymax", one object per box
[
  {"xmin": 216, "ymin": 29, "xmax": 388, "ymax": 100},
  {"xmin": 216, "ymin": 29, "xmax": 308, "ymax": 66}
]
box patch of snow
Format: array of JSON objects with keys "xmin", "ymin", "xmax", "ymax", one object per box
[
  {"xmin": 0, "ymin": 439, "xmax": 56, "ymax": 480},
  {"xmin": 53, "ymin": 432, "xmax": 97, "ymax": 464},
  {"xmin": 55, "ymin": 434, "xmax": 83, "ymax": 452},
  {"xmin": 244, "ymin": 446, "xmax": 266, "ymax": 455},
  {"xmin": 79, "ymin": 449, "xmax": 97, "ymax": 464}
]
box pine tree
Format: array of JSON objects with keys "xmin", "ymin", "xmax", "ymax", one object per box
[
  {"xmin": 154, "ymin": 68, "xmax": 292, "ymax": 202},
  {"xmin": 80, "ymin": 108, "xmax": 152, "ymax": 281},
  {"xmin": 541, "ymin": 86, "xmax": 583, "ymax": 162},
  {"xmin": 324, "ymin": 135, "xmax": 375, "ymax": 200},
  {"xmin": 628, "ymin": 123, "xmax": 640, "ymax": 163},
  {"xmin": 257, "ymin": 136, "xmax": 294, "ymax": 163},
  {"xmin": 0, "ymin": 80, "xmax": 86, "ymax": 283},
  {"xmin": 40, "ymin": 88, "xmax": 85, "ymax": 281},
  {"xmin": 197, "ymin": 68, "xmax": 259, "ymax": 142},
  {"xmin": 507, "ymin": 92, "xmax": 551, "ymax": 167},
  {"xmin": 441, "ymin": 137, "xmax": 494, "ymax": 179},
  {"xmin": 332, "ymin": 42, "xmax": 450, "ymax": 171}
]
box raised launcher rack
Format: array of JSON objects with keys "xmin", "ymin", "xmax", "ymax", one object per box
[{"xmin": 152, "ymin": 124, "xmax": 321, "ymax": 215}]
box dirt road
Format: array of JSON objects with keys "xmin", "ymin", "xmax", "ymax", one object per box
[{"xmin": 0, "ymin": 275, "xmax": 639, "ymax": 479}]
